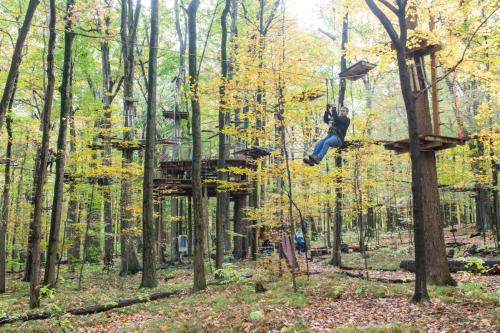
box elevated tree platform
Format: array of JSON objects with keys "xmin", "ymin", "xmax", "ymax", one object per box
[
  {"xmin": 89, "ymin": 138, "xmax": 176, "ymax": 151},
  {"xmin": 386, "ymin": 34, "xmax": 441, "ymax": 58},
  {"xmin": 233, "ymin": 146, "xmax": 273, "ymax": 159},
  {"xmin": 154, "ymin": 158, "xmax": 255, "ymax": 197},
  {"xmin": 384, "ymin": 135, "xmax": 466, "ymax": 154},
  {"xmin": 405, "ymin": 35, "xmax": 442, "ymax": 57},
  {"xmin": 339, "ymin": 60, "xmax": 376, "ymax": 81},
  {"xmin": 162, "ymin": 110, "xmax": 189, "ymax": 120},
  {"xmin": 339, "ymin": 139, "xmax": 387, "ymax": 150}
]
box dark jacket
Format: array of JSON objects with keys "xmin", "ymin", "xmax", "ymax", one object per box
[{"xmin": 323, "ymin": 107, "xmax": 350, "ymax": 142}]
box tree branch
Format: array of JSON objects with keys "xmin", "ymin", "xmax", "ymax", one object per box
[
  {"xmin": 415, "ymin": 6, "xmax": 499, "ymax": 97},
  {"xmin": 318, "ymin": 28, "xmax": 335, "ymax": 41},
  {"xmin": 378, "ymin": 0, "xmax": 398, "ymax": 15},
  {"xmin": 365, "ymin": 0, "xmax": 402, "ymax": 49},
  {"xmin": 263, "ymin": 0, "xmax": 280, "ymax": 35},
  {"xmin": 240, "ymin": 2, "xmax": 256, "ymax": 28},
  {"xmin": 111, "ymin": 76, "xmax": 124, "ymax": 102}
]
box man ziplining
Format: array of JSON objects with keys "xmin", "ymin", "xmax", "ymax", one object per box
[{"xmin": 304, "ymin": 104, "xmax": 350, "ymax": 166}]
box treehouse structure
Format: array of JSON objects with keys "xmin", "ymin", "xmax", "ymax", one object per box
[
  {"xmin": 383, "ymin": 34, "xmax": 466, "ymax": 153},
  {"xmin": 153, "ymin": 158, "xmax": 255, "ymax": 198}
]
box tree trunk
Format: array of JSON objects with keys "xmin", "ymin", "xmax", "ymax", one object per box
[
  {"xmin": 11, "ymin": 141, "xmax": 27, "ymax": 273},
  {"xmin": 119, "ymin": 0, "xmax": 141, "ymax": 276},
  {"xmin": 233, "ymin": 195, "xmax": 246, "ymax": 259},
  {"xmin": 216, "ymin": 0, "xmax": 231, "ymax": 270},
  {"xmin": 170, "ymin": 199, "xmax": 179, "ymax": 263},
  {"xmin": 413, "ymin": 55, "xmax": 454, "ymax": 286},
  {"xmin": 66, "ymin": 184, "xmax": 80, "ymax": 270},
  {"xmin": 365, "ymin": 0, "xmax": 430, "ymax": 302},
  {"xmin": 158, "ymin": 201, "xmax": 166, "ymax": 264},
  {"xmin": 141, "ymin": 0, "xmax": 159, "ymax": 288},
  {"xmin": 170, "ymin": 0, "xmax": 185, "ymax": 265},
  {"xmin": 29, "ymin": 0, "xmax": 56, "ymax": 308},
  {"xmin": 188, "ymin": 195, "xmax": 193, "ymax": 257},
  {"xmin": 0, "ymin": 0, "xmax": 39, "ymax": 128},
  {"xmin": 331, "ymin": 12, "xmax": 348, "ymax": 267},
  {"xmin": 97, "ymin": 9, "xmax": 115, "ymax": 269},
  {"xmin": 188, "ymin": 0, "xmax": 206, "ymax": 291},
  {"xmin": 84, "ymin": 188, "xmax": 101, "ymax": 263},
  {"xmin": 44, "ymin": 0, "xmax": 74, "ymax": 287},
  {"xmin": 0, "ymin": 81, "xmax": 17, "ymax": 293}
]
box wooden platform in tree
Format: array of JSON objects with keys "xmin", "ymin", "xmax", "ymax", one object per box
[
  {"xmin": 384, "ymin": 135, "xmax": 466, "ymax": 154},
  {"xmin": 163, "ymin": 111, "xmax": 189, "ymax": 120},
  {"xmin": 386, "ymin": 35, "xmax": 442, "ymax": 58},
  {"xmin": 233, "ymin": 146, "xmax": 273, "ymax": 159},
  {"xmin": 154, "ymin": 158, "xmax": 254, "ymax": 197},
  {"xmin": 89, "ymin": 138, "xmax": 176, "ymax": 151},
  {"xmin": 63, "ymin": 173, "xmax": 111, "ymax": 185},
  {"xmin": 406, "ymin": 35, "xmax": 442, "ymax": 57},
  {"xmin": 339, "ymin": 139, "xmax": 387, "ymax": 150},
  {"xmin": 339, "ymin": 60, "xmax": 376, "ymax": 81}
]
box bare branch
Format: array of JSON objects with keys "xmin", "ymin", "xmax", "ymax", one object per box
[
  {"xmin": 263, "ymin": 0, "xmax": 280, "ymax": 35},
  {"xmin": 365, "ymin": 0, "xmax": 402, "ymax": 49},
  {"xmin": 415, "ymin": 6, "xmax": 499, "ymax": 97},
  {"xmin": 240, "ymin": 1, "xmax": 256, "ymax": 28},
  {"xmin": 318, "ymin": 28, "xmax": 336, "ymax": 41},
  {"xmin": 378, "ymin": 0, "xmax": 398, "ymax": 15},
  {"xmin": 111, "ymin": 76, "xmax": 124, "ymax": 102}
]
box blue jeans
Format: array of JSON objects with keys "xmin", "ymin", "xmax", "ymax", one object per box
[{"xmin": 312, "ymin": 134, "xmax": 342, "ymax": 160}]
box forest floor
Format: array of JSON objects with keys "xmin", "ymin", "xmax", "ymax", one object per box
[{"xmin": 1, "ymin": 226, "xmax": 498, "ymax": 332}]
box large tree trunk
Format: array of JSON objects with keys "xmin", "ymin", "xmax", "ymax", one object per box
[
  {"xmin": 29, "ymin": 0, "xmax": 56, "ymax": 308},
  {"xmin": 215, "ymin": 0, "xmax": 231, "ymax": 270},
  {"xmin": 170, "ymin": 0, "xmax": 186, "ymax": 265},
  {"xmin": 119, "ymin": 0, "xmax": 141, "ymax": 276},
  {"xmin": 188, "ymin": 0, "xmax": 206, "ymax": 291},
  {"xmin": 413, "ymin": 55, "xmax": 454, "ymax": 286},
  {"xmin": 44, "ymin": 0, "xmax": 75, "ymax": 287},
  {"xmin": 365, "ymin": 0, "xmax": 429, "ymax": 302},
  {"xmin": 98, "ymin": 8, "xmax": 115, "ymax": 269},
  {"xmin": 331, "ymin": 12, "xmax": 348, "ymax": 267},
  {"xmin": 0, "ymin": 0, "xmax": 39, "ymax": 128},
  {"xmin": 141, "ymin": 0, "xmax": 159, "ymax": 288}
]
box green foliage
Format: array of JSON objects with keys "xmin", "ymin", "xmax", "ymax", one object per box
[
  {"xmin": 464, "ymin": 257, "xmax": 487, "ymax": 273},
  {"xmin": 213, "ymin": 263, "xmax": 241, "ymax": 285},
  {"xmin": 280, "ymin": 320, "xmax": 309, "ymax": 333},
  {"xmin": 325, "ymin": 285, "xmax": 345, "ymax": 298},
  {"xmin": 211, "ymin": 294, "xmax": 232, "ymax": 312},
  {"xmin": 457, "ymin": 281, "xmax": 487, "ymax": 299},
  {"xmin": 249, "ymin": 310, "xmax": 264, "ymax": 320},
  {"xmin": 39, "ymin": 285, "xmax": 56, "ymax": 299}
]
